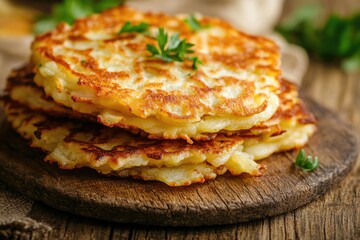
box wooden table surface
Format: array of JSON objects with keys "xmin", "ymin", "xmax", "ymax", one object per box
[{"xmin": 2, "ymin": 0, "xmax": 360, "ymax": 239}]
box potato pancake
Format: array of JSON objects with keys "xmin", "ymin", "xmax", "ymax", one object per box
[
  {"xmin": 2, "ymin": 99, "xmax": 259, "ymax": 186},
  {"xmin": 6, "ymin": 66, "xmax": 315, "ymax": 141},
  {"xmin": 1, "ymin": 96, "xmax": 315, "ymax": 186},
  {"xmin": 31, "ymin": 6, "xmax": 281, "ymax": 142}
]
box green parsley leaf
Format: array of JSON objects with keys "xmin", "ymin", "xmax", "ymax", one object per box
[
  {"xmin": 295, "ymin": 149, "xmax": 306, "ymax": 166},
  {"xmin": 295, "ymin": 149, "xmax": 319, "ymax": 172},
  {"xmin": 93, "ymin": 0, "xmax": 123, "ymax": 12},
  {"xmin": 188, "ymin": 56, "xmax": 203, "ymax": 70},
  {"xmin": 275, "ymin": 5, "xmax": 360, "ymax": 72},
  {"xmin": 118, "ymin": 22, "xmax": 150, "ymax": 34},
  {"xmin": 157, "ymin": 28, "xmax": 168, "ymax": 53},
  {"xmin": 146, "ymin": 44, "xmax": 159, "ymax": 55},
  {"xmin": 146, "ymin": 28, "xmax": 202, "ymax": 70},
  {"xmin": 184, "ymin": 14, "xmax": 207, "ymax": 31},
  {"xmin": 34, "ymin": 0, "xmax": 125, "ymax": 34}
]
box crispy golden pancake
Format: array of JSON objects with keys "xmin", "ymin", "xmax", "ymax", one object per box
[
  {"xmin": 6, "ymin": 67, "xmax": 95, "ymax": 122},
  {"xmin": 1, "ymin": 97, "xmax": 315, "ymax": 186},
  {"xmin": 2, "ymin": 99, "xmax": 261, "ymax": 186},
  {"xmin": 30, "ymin": 6, "xmax": 281, "ymax": 142},
  {"xmin": 6, "ymin": 66, "xmax": 315, "ymax": 140}
]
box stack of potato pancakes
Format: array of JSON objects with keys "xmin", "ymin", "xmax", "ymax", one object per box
[{"xmin": 1, "ymin": 7, "xmax": 316, "ymax": 186}]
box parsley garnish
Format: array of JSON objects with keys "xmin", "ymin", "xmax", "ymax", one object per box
[
  {"xmin": 184, "ymin": 15, "xmax": 207, "ymax": 31},
  {"xmin": 118, "ymin": 22, "xmax": 150, "ymax": 34},
  {"xmin": 188, "ymin": 56, "xmax": 203, "ymax": 70},
  {"xmin": 276, "ymin": 5, "xmax": 360, "ymax": 72},
  {"xmin": 295, "ymin": 149, "xmax": 319, "ymax": 172},
  {"xmin": 146, "ymin": 28, "xmax": 202, "ymax": 70},
  {"xmin": 34, "ymin": 0, "xmax": 125, "ymax": 34}
]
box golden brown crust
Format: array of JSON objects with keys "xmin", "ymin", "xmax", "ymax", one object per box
[
  {"xmin": 5, "ymin": 67, "xmax": 97, "ymax": 122},
  {"xmin": 1, "ymin": 91, "xmax": 316, "ymax": 186},
  {"xmin": 5, "ymin": 66, "xmax": 315, "ymax": 142},
  {"xmin": 2, "ymin": 97, "xmax": 244, "ymax": 159},
  {"xmin": 2, "ymin": 98, "xmax": 263, "ymax": 187},
  {"xmin": 31, "ymin": 6, "xmax": 281, "ymax": 124},
  {"xmin": 273, "ymin": 78, "xmax": 316, "ymax": 125}
]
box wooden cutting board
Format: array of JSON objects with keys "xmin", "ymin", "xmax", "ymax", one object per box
[{"xmin": 0, "ymin": 97, "xmax": 357, "ymax": 226}]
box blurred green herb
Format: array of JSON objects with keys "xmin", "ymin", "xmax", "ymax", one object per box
[
  {"xmin": 34, "ymin": 0, "xmax": 125, "ymax": 34},
  {"xmin": 275, "ymin": 5, "xmax": 360, "ymax": 72},
  {"xmin": 295, "ymin": 149, "xmax": 319, "ymax": 172},
  {"xmin": 146, "ymin": 28, "xmax": 202, "ymax": 70},
  {"xmin": 188, "ymin": 56, "xmax": 203, "ymax": 70},
  {"xmin": 184, "ymin": 15, "xmax": 208, "ymax": 31},
  {"xmin": 118, "ymin": 22, "xmax": 150, "ymax": 34}
]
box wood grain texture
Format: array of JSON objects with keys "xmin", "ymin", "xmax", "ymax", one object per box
[
  {"xmin": 1, "ymin": 0, "xmax": 359, "ymax": 238},
  {"xmin": 0, "ymin": 97, "xmax": 357, "ymax": 227}
]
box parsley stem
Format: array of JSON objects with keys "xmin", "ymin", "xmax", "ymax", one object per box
[
  {"xmin": 294, "ymin": 149, "xmax": 319, "ymax": 171},
  {"xmin": 146, "ymin": 28, "xmax": 202, "ymax": 70}
]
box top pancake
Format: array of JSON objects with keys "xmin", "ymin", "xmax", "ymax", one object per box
[{"xmin": 30, "ymin": 6, "xmax": 281, "ymax": 142}]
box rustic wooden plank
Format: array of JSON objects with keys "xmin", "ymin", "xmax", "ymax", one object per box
[
  {"xmin": 291, "ymin": 182, "xmax": 360, "ymax": 240},
  {"xmin": 109, "ymin": 224, "xmax": 132, "ymax": 240},
  {"xmin": 27, "ymin": 202, "xmax": 69, "ymax": 239},
  {"xmin": 287, "ymin": 8, "xmax": 360, "ymax": 236},
  {"xmin": 295, "ymin": 58, "xmax": 360, "ymax": 240},
  {"xmin": 236, "ymin": 220, "xmax": 272, "ymax": 240},
  {"xmin": 28, "ymin": 202, "xmax": 114, "ymax": 240},
  {"xmin": 60, "ymin": 217, "xmax": 111, "ymax": 240}
]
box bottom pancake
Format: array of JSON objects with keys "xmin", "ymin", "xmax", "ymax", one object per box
[{"xmin": 2, "ymin": 99, "xmax": 316, "ymax": 186}]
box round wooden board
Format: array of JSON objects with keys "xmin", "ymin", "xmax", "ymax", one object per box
[{"xmin": 0, "ymin": 97, "xmax": 358, "ymax": 226}]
